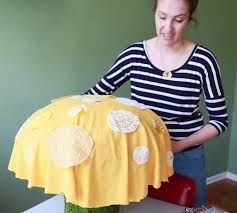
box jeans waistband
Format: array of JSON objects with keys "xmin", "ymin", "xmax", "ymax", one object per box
[{"xmin": 181, "ymin": 144, "xmax": 202, "ymax": 152}]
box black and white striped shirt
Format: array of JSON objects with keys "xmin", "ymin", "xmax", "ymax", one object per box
[{"xmin": 85, "ymin": 41, "xmax": 228, "ymax": 140}]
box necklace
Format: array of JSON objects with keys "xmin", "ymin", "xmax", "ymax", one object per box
[
  {"xmin": 159, "ymin": 41, "xmax": 186, "ymax": 79},
  {"xmin": 162, "ymin": 70, "xmax": 173, "ymax": 78}
]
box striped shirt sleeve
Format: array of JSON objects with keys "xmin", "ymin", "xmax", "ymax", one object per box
[{"xmin": 198, "ymin": 46, "xmax": 228, "ymax": 134}]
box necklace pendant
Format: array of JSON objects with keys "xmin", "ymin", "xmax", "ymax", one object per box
[{"xmin": 163, "ymin": 70, "xmax": 172, "ymax": 78}]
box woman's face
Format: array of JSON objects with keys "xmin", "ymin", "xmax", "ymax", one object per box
[{"xmin": 154, "ymin": 0, "xmax": 190, "ymax": 46}]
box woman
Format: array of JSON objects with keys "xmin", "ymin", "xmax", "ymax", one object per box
[{"xmin": 84, "ymin": 0, "xmax": 228, "ymax": 208}]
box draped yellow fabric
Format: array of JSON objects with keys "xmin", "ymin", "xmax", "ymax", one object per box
[{"xmin": 8, "ymin": 95, "xmax": 174, "ymax": 208}]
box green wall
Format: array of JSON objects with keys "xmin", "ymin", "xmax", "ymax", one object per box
[
  {"xmin": 0, "ymin": 0, "xmax": 236, "ymax": 212},
  {"xmin": 0, "ymin": 1, "xmax": 154, "ymax": 212},
  {"xmin": 228, "ymin": 71, "xmax": 237, "ymax": 173}
]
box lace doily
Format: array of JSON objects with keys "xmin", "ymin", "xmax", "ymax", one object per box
[{"xmin": 107, "ymin": 110, "xmax": 140, "ymax": 133}]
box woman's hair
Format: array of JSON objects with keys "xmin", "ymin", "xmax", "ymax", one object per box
[{"xmin": 153, "ymin": 0, "xmax": 199, "ymax": 21}]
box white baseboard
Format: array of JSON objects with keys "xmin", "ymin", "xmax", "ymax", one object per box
[
  {"xmin": 226, "ymin": 172, "xmax": 237, "ymax": 182},
  {"xmin": 207, "ymin": 171, "xmax": 237, "ymax": 185}
]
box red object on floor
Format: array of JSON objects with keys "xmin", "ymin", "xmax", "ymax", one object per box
[{"xmin": 148, "ymin": 174, "xmax": 196, "ymax": 207}]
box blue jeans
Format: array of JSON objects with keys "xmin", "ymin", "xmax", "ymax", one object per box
[{"xmin": 173, "ymin": 145, "xmax": 206, "ymax": 208}]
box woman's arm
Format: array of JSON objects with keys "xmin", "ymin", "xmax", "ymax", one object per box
[
  {"xmin": 172, "ymin": 124, "xmax": 218, "ymax": 152},
  {"xmin": 172, "ymin": 46, "xmax": 228, "ymax": 153}
]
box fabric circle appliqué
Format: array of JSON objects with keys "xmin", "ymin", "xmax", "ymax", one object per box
[
  {"xmin": 48, "ymin": 124, "xmax": 94, "ymax": 168},
  {"xmin": 81, "ymin": 96, "xmax": 104, "ymax": 103},
  {"xmin": 107, "ymin": 110, "xmax": 140, "ymax": 133},
  {"xmin": 68, "ymin": 105, "xmax": 87, "ymax": 117},
  {"xmin": 71, "ymin": 95, "xmax": 82, "ymax": 100},
  {"xmin": 68, "ymin": 106, "xmax": 83, "ymax": 117},
  {"xmin": 116, "ymin": 97, "xmax": 148, "ymax": 109},
  {"xmin": 23, "ymin": 145, "xmax": 35, "ymax": 166},
  {"xmin": 133, "ymin": 146, "xmax": 149, "ymax": 165},
  {"xmin": 167, "ymin": 151, "xmax": 174, "ymax": 167}
]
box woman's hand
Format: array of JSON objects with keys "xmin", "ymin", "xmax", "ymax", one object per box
[
  {"xmin": 170, "ymin": 124, "xmax": 219, "ymax": 153},
  {"xmin": 171, "ymin": 140, "xmax": 184, "ymax": 153}
]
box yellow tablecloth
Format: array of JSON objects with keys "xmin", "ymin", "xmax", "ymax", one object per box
[{"xmin": 8, "ymin": 95, "xmax": 173, "ymax": 208}]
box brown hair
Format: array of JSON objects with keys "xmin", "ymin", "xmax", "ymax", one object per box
[{"xmin": 153, "ymin": 0, "xmax": 199, "ymax": 21}]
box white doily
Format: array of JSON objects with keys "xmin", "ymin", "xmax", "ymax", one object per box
[{"xmin": 107, "ymin": 110, "xmax": 140, "ymax": 133}]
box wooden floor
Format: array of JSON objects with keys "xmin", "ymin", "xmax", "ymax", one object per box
[{"xmin": 207, "ymin": 179, "xmax": 237, "ymax": 213}]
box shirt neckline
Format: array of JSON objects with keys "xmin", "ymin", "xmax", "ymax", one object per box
[{"xmin": 142, "ymin": 40, "xmax": 199, "ymax": 74}]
